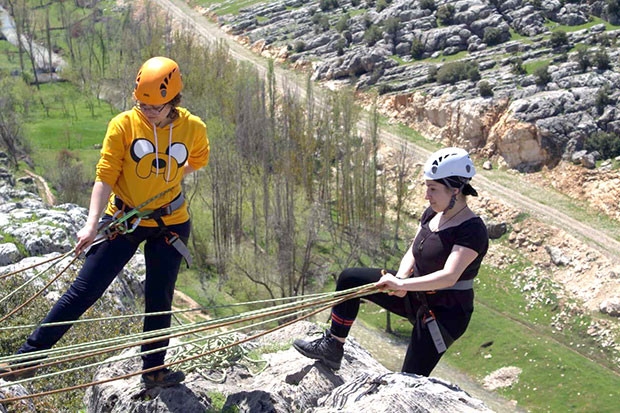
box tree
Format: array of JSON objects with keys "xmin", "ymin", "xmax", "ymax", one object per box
[
  {"xmin": 534, "ymin": 63, "xmax": 551, "ymax": 86},
  {"xmin": 436, "ymin": 4, "xmax": 455, "ymax": 25},
  {"xmin": 550, "ymin": 30, "xmax": 569, "ymax": 49}
]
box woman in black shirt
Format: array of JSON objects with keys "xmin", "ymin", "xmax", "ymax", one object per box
[{"xmin": 293, "ymin": 147, "xmax": 488, "ymax": 376}]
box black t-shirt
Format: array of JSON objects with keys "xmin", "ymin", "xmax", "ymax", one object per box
[{"xmin": 411, "ymin": 207, "xmax": 489, "ymax": 308}]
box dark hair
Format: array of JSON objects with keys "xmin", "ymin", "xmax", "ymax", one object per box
[
  {"xmin": 437, "ymin": 176, "xmax": 478, "ymax": 197},
  {"xmin": 166, "ymin": 93, "xmax": 182, "ymax": 121}
]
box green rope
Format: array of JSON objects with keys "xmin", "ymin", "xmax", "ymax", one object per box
[
  {"xmin": 0, "ymin": 286, "xmax": 377, "ymax": 402},
  {"xmin": 0, "ymin": 286, "xmax": 364, "ymax": 366},
  {"xmin": 0, "ymin": 250, "xmax": 73, "ymax": 305},
  {"xmin": 0, "ymin": 306, "xmax": 309, "ymax": 389},
  {"xmin": 0, "ymin": 290, "xmax": 335, "ymax": 331}
]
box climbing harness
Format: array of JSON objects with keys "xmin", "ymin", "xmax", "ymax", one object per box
[
  {"xmin": 113, "ymin": 192, "xmax": 192, "ymax": 266},
  {"xmin": 391, "ymin": 268, "xmax": 473, "ymax": 355},
  {"xmin": 0, "ymin": 187, "xmax": 180, "ymax": 322}
]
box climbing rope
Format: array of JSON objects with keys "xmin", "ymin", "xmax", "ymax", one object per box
[
  {"xmin": 0, "ymin": 284, "xmax": 378, "ymax": 404},
  {"xmin": 0, "ymin": 290, "xmax": 338, "ymax": 332},
  {"xmin": 0, "ymin": 187, "xmax": 178, "ymax": 322}
]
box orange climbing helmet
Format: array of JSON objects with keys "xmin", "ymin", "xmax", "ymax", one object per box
[{"xmin": 133, "ymin": 57, "xmax": 183, "ymax": 105}]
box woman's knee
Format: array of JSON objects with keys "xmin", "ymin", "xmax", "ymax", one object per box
[{"xmin": 336, "ymin": 267, "xmax": 379, "ymax": 290}]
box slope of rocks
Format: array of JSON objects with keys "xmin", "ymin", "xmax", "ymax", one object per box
[{"xmin": 210, "ymin": 0, "xmax": 620, "ymax": 170}]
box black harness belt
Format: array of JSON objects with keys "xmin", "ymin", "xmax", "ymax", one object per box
[
  {"xmin": 114, "ymin": 193, "xmax": 192, "ymax": 267},
  {"xmin": 403, "ymin": 279, "xmax": 474, "ymax": 354}
]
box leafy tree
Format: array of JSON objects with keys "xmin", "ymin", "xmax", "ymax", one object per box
[
  {"xmin": 436, "ymin": 4, "xmax": 455, "ymax": 25},
  {"xmin": 534, "ymin": 63, "xmax": 551, "ymax": 86},
  {"xmin": 550, "ymin": 30, "xmax": 569, "ymax": 48},
  {"xmin": 585, "ymin": 131, "xmax": 620, "ymax": 159}
]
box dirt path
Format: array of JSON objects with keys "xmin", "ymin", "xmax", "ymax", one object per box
[{"xmin": 24, "ymin": 169, "xmax": 56, "ymax": 205}]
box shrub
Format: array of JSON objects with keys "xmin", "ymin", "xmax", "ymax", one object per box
[
  {"xmin": 479, "ymin": 80, "xmax": 494, "ymax": 97},
  {"xmin": 436, "ymin": 4, "xmax": 455, "ymax": 25},
  {"xmin": 577, "ymin": 48, "xmax": 590, "ymax": 72},
  {"xmin": 376, "ymin": 0, "xmax": 388, "ymax": 11},
  {"xmin": 293, "ymin": 40, "xmax": 305, "ymax": 53},
  {"xmin": 411, "ymin": 38, "xmax": 425, "ymax": 59},
  {"xmin": 511, "ymin": 58, "xmax": 527, "ymax": 75},
  {"xmin": 383, "ymin": 17, "xmax": 400, "ymax": 36},
  {"xmin": 534, "ymin": 63, "xmax": 551, "ymax": 86},
  {"xmin": 585, "ymin": 131, "xmax": 620, "ymax": 159},
  {"xmin": 319, "ymin": 0, "xmax": 339, "ymax": 11},
  {"xmin": 593, "ymin": 49, "xmax": 611, "ymax": 70},
  {"xmin": 436, "ymin": 61, "xmax": 480, "ymax": 84},
  {"xmin": 427, "ymin": 65, "xmax": 438, "ymax": 82},
  {"xmin": 550, "ymin": 30, "xmax": 569, "ymax": 48},
  {"xmin": 336, "ymin": 13, "xmax": 350, "ymax": 33},
  {"xmin": 364, "ymin": 25, "xmax": 383, "ymax": 46},
  {"xmin": 595, "ymin": 86, "xmax": 611, "ymax": 114},
  {"xmin": 483, "ymin": 27, "xmax": 504, "ymax": 46},
  {"xmin": 419, "ymin": 0, "xmax": 436, "ymax": 11}
]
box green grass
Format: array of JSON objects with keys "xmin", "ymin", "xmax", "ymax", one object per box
[
  {"xmin": 522, "ymin": 58, "xmax": 552, "ymax": 75},
  {"xmin": 190, "ymin": 0, "xmax": 270, "ymax": 16},
  {"xmin": 545, "ymin": 16, "xmax": 620, "ymax": 33},
  {"xmin": 20, "ymin": 81, "xmax": 116, "ymax": 178}
]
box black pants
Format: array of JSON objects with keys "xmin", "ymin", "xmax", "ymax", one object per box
[
  {"xmin": 330, "ymin": 267, "xmax": 473, "ymax": 376},
  {"xmin": 17, "ymin": 219, "xmax": 191, "ymax": 371}
]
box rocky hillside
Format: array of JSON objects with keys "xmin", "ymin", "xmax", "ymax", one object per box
[{"xmin": 210, "ymin": 0, "xmax": 620, "ymax": 170}]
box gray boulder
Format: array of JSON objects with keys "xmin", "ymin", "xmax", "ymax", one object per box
[{"xmin": 82, "ymin": 322, "xmax": 492, "ymax": 413}]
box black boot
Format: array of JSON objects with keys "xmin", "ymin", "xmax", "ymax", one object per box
[
  {"xmin": 0, "ymin": 360, "xmax": 41, "ymax": 381},
  {"xmin": 293, "ymin": 329, "xmax": 344, "ymax": 369},
  {"xmin": 141, "ymin": 368, "xmax": 185, "ymax": 389}
]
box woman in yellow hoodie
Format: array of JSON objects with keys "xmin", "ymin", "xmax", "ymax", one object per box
[{"xmin": 3, "ymin": 57, "xmax": 210, "ymax": 388}]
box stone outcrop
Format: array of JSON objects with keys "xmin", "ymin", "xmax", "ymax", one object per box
[{"xmin": 80, "ymin": 323, "xmax": 492, "ymax": 413}]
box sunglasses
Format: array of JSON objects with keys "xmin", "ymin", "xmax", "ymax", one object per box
[{"xmin": 137, "ymin": 102, "xmax": 168, "ymax": 113}]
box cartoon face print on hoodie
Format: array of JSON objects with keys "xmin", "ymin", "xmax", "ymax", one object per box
[{"xmin": 130, "ymin": 138, "xmax": 189, "ymax": 182}]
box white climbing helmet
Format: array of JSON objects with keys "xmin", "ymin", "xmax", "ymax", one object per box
[{"xmin": 423, "ymin": 147, "xmax": 476, "ymax": 181}]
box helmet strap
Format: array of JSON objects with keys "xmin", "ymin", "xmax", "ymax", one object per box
[{"xmin": 446, "ymin": 194, "xmax": 457, "ymax": 211}]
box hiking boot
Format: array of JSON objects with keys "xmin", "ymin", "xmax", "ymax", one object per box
[
  {"xmin": 0, "ymin": 361, "xmax": 39, "ymax": 382},
  {"xmin": 293, "ymin": 329, "xmax": 344, "ymax": 370},
  {"xmin": 141, "ymin": 368, "xmax": 185, "ymax": 389}
]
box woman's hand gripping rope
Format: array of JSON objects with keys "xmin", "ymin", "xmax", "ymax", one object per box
[
  {"xmin": 0, "ymin": 188, "xmax": 176, "ymax": 321},
  {"xmin": 376, "ymin": 269, "xmax": 408, "ymax": 298},
  {"xmin": 76, "ymin": 187, "xmax": 177, "ymax": 255}
]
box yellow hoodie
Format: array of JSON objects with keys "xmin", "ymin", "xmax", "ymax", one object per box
[{"xmin": 96, "ymin": 106, "xmax": 209, "ymax": 227}]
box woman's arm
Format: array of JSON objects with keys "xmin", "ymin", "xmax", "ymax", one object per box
[
  {"xmin": 377, "ymin": 244, "xmax": 478, "ymax": 293},
  {"xmin": 75, "ymin": 181, "xmax": 113, "ymax": 254}
]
